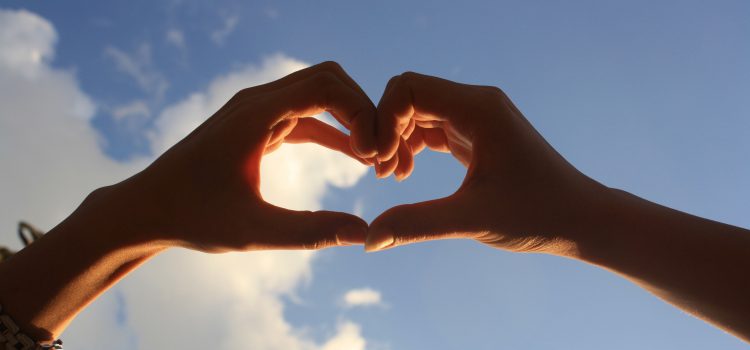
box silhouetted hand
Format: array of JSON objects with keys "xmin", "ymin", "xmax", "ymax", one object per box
[
  {"xmin": 115, "ymin": 62, "xmax": 376, "ymax": 253},
  {"xmin": 365, "ymin": 72, "xmax": 606, "ymax": 253}
]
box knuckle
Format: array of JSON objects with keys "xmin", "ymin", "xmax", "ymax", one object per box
[
  {"xmin": 313, "ymin": 70, "xmax": 340, "ymax": 87},
  {"xmin": 484, "ymin": 85, "xmax": 505, "ymax": 97},
  {"xmin": 476, "ymin": 85, "xmax": 507, "ymax": 109},
  {"xmin": 399, "ymin": 71, "xmax": 420, "ymax": 82},
  {"xmin": 231, "ymin": 87, "xmax": 254, "ymax": 102},
  {"xmin": 312, "ymin": 71, "xmax": 342, "ymax": 105},
  {"xmin": 317, "ymin": 60, "xmax": 344, "ymax": 73}
]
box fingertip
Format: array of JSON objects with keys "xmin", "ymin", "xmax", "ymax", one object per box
[
  {"xmin": 364, "ymin": 228, "xmax": 395, "ymax": 252},
  {"xmin": 350, "ymin": 109, "xmax": 379, "ymax": 159},
  {"xmin": 349, "ymin": 129, "xmax": 378, "ymax": 159},
  {"xmin": 336, "ymin": 221, "xmax": 368, "ymax": 245},
  {"xmin": 376, "ymin": 142, "xmax": 399, "ymax": 162},
  {"xmin": 393, "ymin": 138, "xmax": 414, "ymax": 181},
  {"xmin": 375, "ymin": 122, "xmax": 400, "ymax": 162},
  {"xmin": 377, "ymin": 153, "xmax": 399, "ymax": 179}
]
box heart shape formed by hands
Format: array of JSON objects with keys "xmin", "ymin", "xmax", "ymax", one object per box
[{"xmin": 132, "ymin": 61, "xmax": 603, "ymax": 258}]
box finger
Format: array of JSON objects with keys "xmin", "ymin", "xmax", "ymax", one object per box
[
  {"xmin": 259, "ymin": 204, "xmax": 369, "ymax": 249},
  {"xmin": 239, "ymin": 61, "xmax": 367, "ymax": 104},
  {"xmin": 375, "ymin": 74, "xmax": 414, "ymax": 161},
  {"xmin": 268, "ymin": 118, "xmax": 298, "ymax": 146},
  {"xmin": 402, "ymin": 118, "xmax": 416, "ymax": 139},
  {"xmin": 375, "ymin": 150, "xmax": 399, "ymax": 179},
  {"xmin": 422, "ymin": 127, "xmax": 451, "ymax": 153},
  {"xmin": 365, "ymin": 192, "xmax": 479, "ymax": 252},
  {"xmin": 376, "ymin": 72, "xmax": 492, "ymax": 162},
  {"xmin": 266, "ymin": 71, "xmax": 374, "ymax": 129},
  {"xmin": 285, "ymin": 118, "xmax": 372, "ymax": 166},
  {"xmin": 349, "ymin": 109, "xmax": 378, "ymax": 158},
  {"xmin": 257, "ymin": 61, "xmax": 378, "ymax": 159},
  {"xmin": 264, "ymin": 140, "xmax": 283, "ymax": 154},
  {"xmin": 393, "ymin": 137, "xmax": 414, "ymax": 181},
  {"xmin": 406, "ymin": 127, "xmax": 428, "ymax": 155}
]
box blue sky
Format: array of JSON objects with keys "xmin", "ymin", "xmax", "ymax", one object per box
[{"xmin": 1, "ymin": 0, "xmax": 749, "ymax": 349}]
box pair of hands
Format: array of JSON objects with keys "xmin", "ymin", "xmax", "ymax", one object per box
[
  {"xmin": 121, "ymin": 61, "xmax": 604, "ymax": 256},
  {"xmin": 4, "ymin": 61, "xmax": 748, "ymax": 345}
]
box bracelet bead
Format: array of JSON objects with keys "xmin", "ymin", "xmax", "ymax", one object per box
[{"xmin": 0, "ymin": 305, "xmax": 63, "ymax": 350}]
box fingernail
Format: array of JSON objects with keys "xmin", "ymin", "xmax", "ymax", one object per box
[
  {"xmin": 376, "ymin": 154, "xmax": 391, "ymax": 163},
  {"xmin": 360, "ymin": 149, "xmax": 378, "ymax": 159},
  {"xmin": 374, "ymin": 164, "xmax": 386, "ymax": 179},
  {"xmin": 365, "ymin": 230, "xmax": 395, "ymax": 252},
  {"xmin": 394, "ymin": 171, "xmax": 406, "ymax": 182}
]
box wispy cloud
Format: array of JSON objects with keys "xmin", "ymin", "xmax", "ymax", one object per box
[
  {"xmin": 104, "ymin": 43, "xmax": 168, "ymax": 100},
  {"xmin": 111, "ymin": 99, "xmax": 150, "ymax": 121},
  {"xmin": 210, "ymin": 14, "xmax": 239, "ymax": 46},
  {"xmin": 165, "ymin": 28, "xmax": 185, "ymax": 50}
]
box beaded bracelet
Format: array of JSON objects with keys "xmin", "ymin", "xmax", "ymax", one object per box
[{"xmin": 0, "ymin": 305, "xmax": 63, "ymax": 350}]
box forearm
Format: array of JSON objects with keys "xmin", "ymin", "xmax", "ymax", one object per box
[
  {"xmin": 566, "ymin": 187, "xmax": 750, "ymax": 341},
  {"xmin": 0, "ymin": 185, "xmax": 167, "ymax": 342}
]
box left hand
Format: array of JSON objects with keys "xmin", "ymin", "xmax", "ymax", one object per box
[{"xmin": 110, "ymin": 62, "xmax": 375, "ymax": 253}]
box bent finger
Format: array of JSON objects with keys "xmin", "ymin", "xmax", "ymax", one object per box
[{"xmin": 285, "ymin": 118, "xmax": 372, "ymax": 165}]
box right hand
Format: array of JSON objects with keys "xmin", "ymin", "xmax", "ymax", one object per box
[{"xmin": 365, "ymin": 72, "xmax": 609, "ymax": 254}]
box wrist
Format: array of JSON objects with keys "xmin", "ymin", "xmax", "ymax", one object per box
[
  {"xmin": 555, "ymin": 184, "xmax": 645, "ymax": 262},
  {"xmin": 535, "ymin": 179, "xmax": 622, "ymax": 259},
  {"xmin": 81, "ymin": 177, "xmax": 174, "ymax": 251},
  {"xmin": 0, "ymin": 183, "xmax": 168, "ymax": 341}
]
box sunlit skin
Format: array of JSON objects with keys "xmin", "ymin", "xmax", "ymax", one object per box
[
  {"xmin": 362, "ymin": 71, "xmax": 750, "ymax": 342},
  {"xmin": 0, "ymin": 62, "xmax": 748, "ymax": 346},
  {"xmin": 0, "ymin": 62, "xmax": 375, "ymax": 342}
]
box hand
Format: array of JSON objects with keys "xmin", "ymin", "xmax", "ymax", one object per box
[
  {"xmin": 114, "ymin": 62, "xmax": 376, "ymax": 253},
  {"xmin": 365, "ymin": 72, "xmax": 607, "ymax": 254}
]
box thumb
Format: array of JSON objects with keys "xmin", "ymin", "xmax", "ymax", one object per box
[
  {"xmin": 366, "ymin": 192, "xmax": 478, "ymax": 252},
  {"xmin": 259, "ymin": 204, "xmax": 368, "ymax": 250}
]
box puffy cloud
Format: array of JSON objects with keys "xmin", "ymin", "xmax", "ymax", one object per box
[
  {"xmin": 0, "ymin": 8, "xmax": 143, "ymax": 242},
  {"xmin": 1, "ymin": 8, "xmax": 369, "ymax": 350},
  {"xmin": 343, "ymin": 288, "xmax": 384, "ymax": 308},
  {"xmin": 0, "ymin": 9, "xmax": 55, "ymax": 76},
  {"xmin": 321, "ymin": 322, "xmax": 366, "ymax": 350}
]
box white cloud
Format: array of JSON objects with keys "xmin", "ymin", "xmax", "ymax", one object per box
[
  {"xmin": 0, "ymin": 9, "xmax": 56, "ymax": 75},
  {"xmin": 0, "ymin": 8, "xmax": 142, "ymax": 237},
  {"xmin": 165, "ymin": 28, "xmax": 185, "ymax": 49},
  {"xmin": 1, "ymin": 8, "xmax": 370, "ymax": 350},
  {"xmin": 321, "ymin": 322, "xmax": 366, "ymax": 350},
  {"xmin": 104, "ymin": 43, "xmax": 168, "ymax": 100},
  {"xmin": 343, "ymin": 288, "xmax": 383, "ymax": 308},
  {"xmin": 111, "ymin": 99, "xmax": 150, "ymax": 121},
  {"xmin": 210, "ymin": 14, "xmax": 239, "ymax": 46}
]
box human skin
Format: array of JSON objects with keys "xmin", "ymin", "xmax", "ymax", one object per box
[
  {"xmin": 363, "ymin": 71, "xmax": 750, "ymax": 342},
  {"xmin": 0, "ymin": 61, "xmax": 375, "ymax": 343},
  {"xmin": 0, "ymin": 62, "xmax": 748, "ymax": 345}
]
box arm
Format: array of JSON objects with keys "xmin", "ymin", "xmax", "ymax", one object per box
[
  {"xmin": 364, "ymin": 72, "xmax": 750, "ymax": 342},
  {"xmin": 0, "ymin": 61, "xmax": 374, "ymax": 344},
  {"xmin": 578, "ymin": 187, "xmax": 750, "ymax": 340}
]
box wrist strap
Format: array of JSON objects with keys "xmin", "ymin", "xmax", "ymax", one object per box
[{"xmin": 0, "ymin": 305, "xmax": 63, "ymax": 350}]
